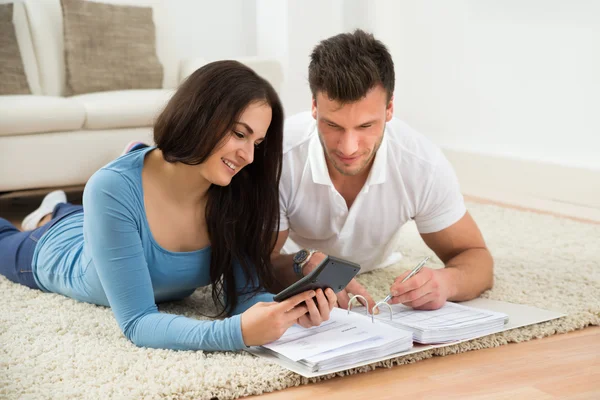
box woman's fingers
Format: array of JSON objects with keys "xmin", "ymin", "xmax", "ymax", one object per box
[
  {"xmin": 279, "ymin": 290, "xmax": 316, "ymax": 313},
  {"xmin": 305, "ymin": 295, "xmax": 322, "ymax": 325},
  {"xmin": 315, "ymin": 289, "xmax": 331, "ymax": 321},
  {"xmin": 325, "ymin": 288, "xmax": 337, "ymax": 309}
]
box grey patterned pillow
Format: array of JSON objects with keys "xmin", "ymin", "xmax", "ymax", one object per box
[
  {"xmin": 61, "ymin": 0, "xmax": 164, "ymax": 95},
  {"xmin": 0, "ymin": 3, "xmax": 30, "ymax": 95}
]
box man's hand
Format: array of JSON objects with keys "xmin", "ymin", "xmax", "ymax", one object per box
[
  {"xmin": 301, "ymin": 250, "xmax": 327, "ymax": 276},
  {"xmin": 336, "ymin": 278, "xmax": 377, "ymax": 313},
  {"xmin": 388, "ymin": 267, "xmax": 451, "ymax": 310},
  {"xmin": 303, "ymin": 251, "xmax": 376, "ymax": 314}
]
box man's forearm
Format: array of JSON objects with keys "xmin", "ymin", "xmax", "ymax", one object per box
[
  {"xmin": 440, "ymin": 248, "xmax": 494, "ymax": 301},
  {"xmin": 270, "ymin": 253, "xmax": 298, "ymax": 292}
]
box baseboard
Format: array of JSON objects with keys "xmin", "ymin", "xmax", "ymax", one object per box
[{"xmin": 443, "ymin": 149, "xmax": 600, "ymax": 222}]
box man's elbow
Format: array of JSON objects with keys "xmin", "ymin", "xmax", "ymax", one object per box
[
  {"xmin": 472, "ymin": 250, "xmax": 494, "ymax": 297},
  {"xmin": 485, "ymin": 274, "xmax": 494, "ymax": 292},
  {"xmin": 483, "ymin": 252, "xmax": 494, "ymax": 292}
]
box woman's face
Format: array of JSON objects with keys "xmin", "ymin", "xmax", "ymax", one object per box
[{"xmin": 199, "ymin": 101, "xmax": 272, "ymax": 186}]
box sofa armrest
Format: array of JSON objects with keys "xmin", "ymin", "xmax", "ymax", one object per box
[{"xmin": 179, "ymin": 57, "xmax": 284, "ymax": 94}]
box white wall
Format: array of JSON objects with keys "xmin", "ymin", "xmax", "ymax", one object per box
[
  {"xmin": 168, "ymin": 0, "xmax": 256, "ymax": 60},
  {"xmin": 256, "ymin": 0, "xmax": 347, "ymax": 117},
  {"xmin": 111, "ymin": 0, "xmax": 254, "ymax": 60},
  {"xmin": 370, "ymin": 0, "xmax": 600, "ymax": 171},
  {"xmin": 254, "ymin": 0, "xmax": 377, "ymax": 116},
  {"xmin": 165, "ymin": 0, "xmax": 599, "ymax": 172}
]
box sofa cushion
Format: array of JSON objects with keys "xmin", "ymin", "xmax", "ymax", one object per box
[
  {"xmin": 0, "ymin": 3, "xmax": 30, "ymax": 95},
  {"xmin": 11, "ymin": 1, "xmax": 43, "ymax": 95},
  {"xmin": 61, "ymin": 0, "xmax": 163, "ymax": 95},
  {"xmin": 72, "ymin": 89, "xmax": 174, "ymax": 130},
  {"xmin": 0, "ymin": 127, "xmax": 154, "ymax": 192},
  {"xmin": 0, "ymin": 96, "xmax": 85, "ymax": 136},
  {"xmin": 22, "ymin": 0, "xmax": 179, "ymax": 96}
]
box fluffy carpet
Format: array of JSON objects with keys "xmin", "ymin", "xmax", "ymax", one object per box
[{"xmin": 1, "ymin": 202, "xmax": 599, "ymax": 400}]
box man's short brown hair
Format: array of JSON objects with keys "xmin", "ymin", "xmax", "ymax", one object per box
[{"xmin": 308, "ymin": 29, "xmax": 395, "ymax": 103}]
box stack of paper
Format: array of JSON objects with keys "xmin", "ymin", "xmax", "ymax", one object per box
[
  {"xmin": 260, "ymin": 308, "xmax": 413, "ymax": 372},
  {"xmin": 364, "ymin": 302, "xmax": 509, "ymax": 344},
  {"xmin": 248, "ymin": 299, "xmax": 563, "ymax": 377}
]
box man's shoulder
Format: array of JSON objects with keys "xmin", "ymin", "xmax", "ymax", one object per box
[
  {"xmin": 283, "ymin": 111, "xmax": 316, "ymax": 154},
  {"xmin": 385, "ymin": 117, "xmax": 442, "ymax": 167}
]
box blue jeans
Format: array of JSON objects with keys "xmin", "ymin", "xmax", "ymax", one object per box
[{"xmin": 0, "ymin": 203, "xmax": 83, "ymax": 289}]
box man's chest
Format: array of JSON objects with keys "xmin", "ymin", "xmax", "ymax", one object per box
[{"xmin": 286, "ymin": 185, "xmax": 414, "ymax": 247}]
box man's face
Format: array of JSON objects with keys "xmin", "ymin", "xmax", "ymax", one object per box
[{"xmin": 312, "ymin": 86, "xmax": 393, "ymax": 177}]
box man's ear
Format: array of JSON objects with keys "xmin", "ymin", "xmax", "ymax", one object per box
[
  {"xmin": 386, "ymin": 96, "xmax": 394, "ymax": 122},
  {"xmin": 311, "ymin": 97, "xmax": 317, "ymax": 120}
]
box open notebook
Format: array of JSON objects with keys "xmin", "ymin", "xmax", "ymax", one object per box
[
  {"xmin": 352, "ymin": 301, "xmax": 509, "ymax": 344},
  {"xmin": 247, "ymin": 298, "xmax": 565, "ymax": 377},
  {"xmin": 258, "ymin": 307, "xmax": 413, "ymax": 372},
  {"xmin": 251, "ymin": 299, "xmax": 508, "ymax": 373}
]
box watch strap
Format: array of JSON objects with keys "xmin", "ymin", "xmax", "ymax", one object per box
[{"xmin": 293, "ymin": 249, "xmax": 316, "ymax": 278}]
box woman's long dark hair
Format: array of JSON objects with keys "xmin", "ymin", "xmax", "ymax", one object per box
[{"xmin": 153, "ymin": 60, "xmax": 283, "ymax": 316}]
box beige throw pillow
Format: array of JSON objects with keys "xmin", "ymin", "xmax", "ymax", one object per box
[
  {"xmin": 0, "ymin": 3, "xmax": 31, "ymax": 95},
  {"xmin": 61, "ymin": 0, "xmax": 164, "ymax": 95}
]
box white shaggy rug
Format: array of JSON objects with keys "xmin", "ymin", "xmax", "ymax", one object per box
[{"xmin": 1, "ymin": 202, "xmax": 599, "ymax": 400}]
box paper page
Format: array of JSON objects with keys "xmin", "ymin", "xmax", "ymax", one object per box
[
  {"xmin": 306, "ymin": 326, "xmax": 410, "ymax": 363},
  {"xmin": 385, "ymin": 302, "xmax": 507, "ymax": 330},
  {"xmin": 354, "ymin": 301, "xmax": 507, "ymax": 330},
  {"xmin": 263, "ymin": 308, "xmax": 384, "ymax": 362},
  {"xmin": 248, "ymin": 298, "xmax": 565, "ymax": 378}
]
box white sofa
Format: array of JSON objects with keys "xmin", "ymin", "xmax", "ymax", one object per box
[{"xmin": 0, "ymin": 0, "xmax": 283, "ymax": 193}]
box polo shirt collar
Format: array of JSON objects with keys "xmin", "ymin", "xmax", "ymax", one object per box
[
  {"xmin": 308, "ymin": 134, "xmax": 332, "ymax": 185},
  {"xmin": 365, "ymin": 132, "xmax": 388, "ymax": 186},
  {"xmin": 308, "ymin": 130, "xmax": 389, "ymax": 187}
]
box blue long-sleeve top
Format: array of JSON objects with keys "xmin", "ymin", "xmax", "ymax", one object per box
[{"xmin": 31, "ymin": 147, "xmax": 274, "ymax": 351}]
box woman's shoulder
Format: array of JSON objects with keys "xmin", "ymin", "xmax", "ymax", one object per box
[
  {"xmin": 84, "ymin": 147, "xmax": 151, "ymax": 202},
  {"xmin": 101, "ymin": 146, "xmax": 153, "ymax": 176}
]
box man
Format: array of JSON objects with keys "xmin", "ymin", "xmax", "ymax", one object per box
[{"xmin": 271, "ymin": 29, "xmax": 493, "ymax": 313}]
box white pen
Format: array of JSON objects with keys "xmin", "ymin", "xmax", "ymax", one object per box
[{"xmin": 382, "ymin": 256, "xmax": 430, "ymax": 303}]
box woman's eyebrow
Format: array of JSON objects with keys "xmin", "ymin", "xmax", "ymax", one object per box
[{"xmin": 234, "ymin": 121, "xmax": 254, "ymax": 134}]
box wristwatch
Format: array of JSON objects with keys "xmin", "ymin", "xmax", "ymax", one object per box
[{"xmin": 292, "ymin": 248, "xmax": 316, "ymax": 278}]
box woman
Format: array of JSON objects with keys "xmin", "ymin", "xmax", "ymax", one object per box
[{"xmin": 0, "ymin": 60, "xmax": 337, "ymax": 351}]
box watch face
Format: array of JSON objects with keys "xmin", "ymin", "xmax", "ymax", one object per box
[{"xmin": 293, "ymin": 249, "xmax": 309, "ymax": 264}]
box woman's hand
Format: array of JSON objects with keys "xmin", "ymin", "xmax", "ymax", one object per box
[
  {"xmin": 240, "ymin": 290, "xmax": 315, "ymax": 346},
  {"xmin": 295, "ymin": 288, "xmax": 338, "ymax": 328},
  {"xmin": 299, "ymin": 251, "xmax": 373, "ymax": 321}
]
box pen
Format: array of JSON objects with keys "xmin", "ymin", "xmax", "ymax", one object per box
[{"xmin": 382, "ymin": 256, "xmax": 430, "ymax": 303}]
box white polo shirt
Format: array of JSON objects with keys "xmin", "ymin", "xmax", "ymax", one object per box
[{"xmin": 279, "ymin": 112, "xmax": 467, "ymax": 273}]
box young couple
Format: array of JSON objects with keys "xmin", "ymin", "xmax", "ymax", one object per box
[{"xmin": 0, "ymin": 30, "xmax": 493, "ymax": 352}]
